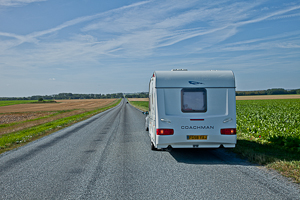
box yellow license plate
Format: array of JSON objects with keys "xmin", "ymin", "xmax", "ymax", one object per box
[{"xmin": 187, "ymin": 135, "xmax": 207, "ymax": 140}]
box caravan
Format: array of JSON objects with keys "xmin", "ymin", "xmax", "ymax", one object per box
[{"xmin": 146, "ymin": 69, "xmax": 236, "ymax": 150}]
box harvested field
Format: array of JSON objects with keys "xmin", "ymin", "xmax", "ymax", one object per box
[
  {"xmin": 236, "ymin": 95, "xmax": 300, "ymax": 100},
  {"xmin": 127, "ymin": 98, "xmax": 149, "ymax": 101},
  {"xmin": 0, "ymin": 112, "xmax": 54, "ymax": 124},
  {"xmin": 0, "ymin": 99, "xmax": 116, "ymax": 113},
  {"xmin": 0, "ymin": 99, "xmax": 118, "ymax": 136}
]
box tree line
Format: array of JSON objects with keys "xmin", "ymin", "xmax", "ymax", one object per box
[
  {"xmin": 0, "ymin": 93, "xmax": 125, "ymax": 101},
  {"xmin": 236, "ymin": 88, "xmax": 300, "ymax": 96},
  {"xmin": 124, "ymin": 92, "xmax": 148, "ymax": 98}
]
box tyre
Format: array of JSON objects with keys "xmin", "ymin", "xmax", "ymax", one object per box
[{"xmin": 151, "ymin": 142, "xmax": 157, "ymax": 151}]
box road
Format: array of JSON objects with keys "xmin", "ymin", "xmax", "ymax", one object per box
[{"xmin": 0, "ymin": 99, "xmax": 299, "ymax": 199}]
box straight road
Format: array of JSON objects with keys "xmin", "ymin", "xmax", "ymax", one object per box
[{"xmin": 0, "ymin": 99, "xmax": 299, "ymax": 199}]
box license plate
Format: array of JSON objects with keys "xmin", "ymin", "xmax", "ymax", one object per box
[{"xmin": 187, "ymin": 135, "xmax": 207, "ymax": 140}]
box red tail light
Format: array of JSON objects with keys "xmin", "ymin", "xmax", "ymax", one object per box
[
  {"xmin": 156, "ymin": 129, "xmax": 174, "ymax": 135},
  {"xmin": 220, "ymin": 128, "xmax": 236, "ymax": 135}
]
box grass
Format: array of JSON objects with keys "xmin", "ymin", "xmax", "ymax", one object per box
[
  {"xmin": 0, "ymin": 100, "xmax": 57, "ymax": 107},
  {"xmin": 129, "ymin": 99, "xmax": 300, "ymax": 183},
  {"xmin": 129, "ymin": 101, "xmax": 148, "ymax": 112},
  {"xmin": 0, "ymin": 100, "xmax": 37, "ymax": 107},
  {"xmin": 230, "ymin": 134, "xmax": 300, "ymax": 183},
  {"xmin": 0, "ymin": 99, "xmax": 121, "ymax": 154},
  {"xmin": 236, "ymin": 99, "xmax": 300, "ymax": 151}
]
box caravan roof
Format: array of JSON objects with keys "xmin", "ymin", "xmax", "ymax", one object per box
[{"xmin": 154, "ymin": 70, "xmax": 235, "ymax": 88}]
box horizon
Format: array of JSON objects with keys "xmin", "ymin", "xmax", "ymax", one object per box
[
  {"xmin": 1, "ymin": 0, "xmax": 299, "ymax": 97},
  {"xmin": 1, "ymin": 88, "xmax": 300, "ymax": 98}
]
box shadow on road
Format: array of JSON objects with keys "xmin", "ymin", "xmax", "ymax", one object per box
[{"xmin": 168, "ymin": 148, "xmax": 253, "ymax": 166}]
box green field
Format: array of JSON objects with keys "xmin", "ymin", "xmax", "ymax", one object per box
[
  {"xmin": 236, "ymin": 99, "xmax": 300, "ymax": 151},
  {"xmin": 132, "ymin": 99, "xmax": 300, "ymax": 150},
  {"xmin": 0, "ymin": 100, "xmax": 37, "ymax": 107},
  {"xmin": 129, "ymin": 101, "xmax": 148, "ymax": 111}
]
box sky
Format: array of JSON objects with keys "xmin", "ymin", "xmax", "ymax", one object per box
[{"xmin": 0, "ymin": 0, "xmax": 300, "ymax": 97}]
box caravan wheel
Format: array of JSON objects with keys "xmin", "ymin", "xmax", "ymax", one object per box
[{"xmin": 151, "ymin": 142, "xmax": 157, "ymax": 151}]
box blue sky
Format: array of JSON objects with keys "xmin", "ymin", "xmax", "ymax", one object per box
[{"xmin": 0, "ymin": 0, "xmax": 299, "ymax": 97}]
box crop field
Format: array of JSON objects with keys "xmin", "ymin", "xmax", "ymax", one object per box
[
  {"xmin": 0, "ymin": 99, "xmax": 116, "ymax": 113},
  {"xmin": 0, "ymin": 99, "xmax": 117, "ymax": 132},
  {"xmin": 0, "ymin": 99, "xmax": 120, "ymax": 153},
  {"xmin": 236, "ymin": 94, "xmax": 300, "ymax": 100},
  {"xmin": 235, "ymin": 98, "xmax": 300, "ymax": 183},
  {"xmin": 130, "ymin": 98, "xmax": 300, "ymax": 150},
  {"xmin": 236, "ymin": 99, "xmax": 300, "ymax": 151}
]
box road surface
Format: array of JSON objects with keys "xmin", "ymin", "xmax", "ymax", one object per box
[{"xmin": 0, "ymin": 99, "xmax": 299, "ymax": 199}]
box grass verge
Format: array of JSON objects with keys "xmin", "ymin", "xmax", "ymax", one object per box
[
  {"xmin": 0, "ymin": 99, "xmax": 121, "ymax": 154},
  {"xmin": 229, "ymin": 133, "xmax": 300, "ymax": 183},
  {"xmin": 129, "ymin": 101, "xmax": 148, "ymax": 112}
]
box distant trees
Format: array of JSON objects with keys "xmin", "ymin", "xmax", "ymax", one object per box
[
  {"xmin": 125, "ymin": 92, "xmax": 149, "ymax": 98},
  {"xmin": 236, "ymin": 88, "xmax": 300, "ymax": 96},
  {"xmin": 0, "ymin": 93, "xmax": 124, "ymax": 101}
]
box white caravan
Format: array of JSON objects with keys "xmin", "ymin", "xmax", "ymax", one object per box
[{"xmin": 146, "ymin": 69, "xmax": 236, "ymax": 150}]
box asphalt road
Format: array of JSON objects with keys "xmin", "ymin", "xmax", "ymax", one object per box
[{"xmin": 0, "ymin": 99, "xmax": 299, "ymax": 199}]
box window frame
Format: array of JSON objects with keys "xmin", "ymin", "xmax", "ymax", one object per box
[{"xmin": 181, "ymin": 88, "xmax": 207, "ymax": 113}]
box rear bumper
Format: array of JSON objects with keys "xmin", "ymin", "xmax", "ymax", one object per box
[{"xmin": 155, "ymin": 134, "xmax": 236, "ymax": 149}]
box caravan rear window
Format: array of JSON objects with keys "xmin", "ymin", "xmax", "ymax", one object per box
[{"xmin": 181, "ymin": 88, "xmax": 207, "ymax": 112}]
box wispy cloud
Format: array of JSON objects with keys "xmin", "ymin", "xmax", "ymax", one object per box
[
  {"xmin": 79, "ymin": 1, "xmax": 300, "ymax": 55},
  {"xmin": 0, "ymin": 1, "xmax": 151, "ymax": 48},
  {"xmin": 0, "ymin": 0, "xmax": 46, "ymax": 6},
  {"xmin": 1, "ymin": 0, "xmax": 300, "ymax": 68},
  {"xmin": 234, "ymin": 4, "xmax": 300, "ymax": 26}
]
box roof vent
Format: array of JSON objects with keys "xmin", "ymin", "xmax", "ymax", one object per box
[{"xmin": 171, "ymin": 69, "xmax": 188, "ymax": 71}]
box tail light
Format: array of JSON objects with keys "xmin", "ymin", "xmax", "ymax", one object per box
[
  {"xmin": 220, "ymin": 128, "xmax": 236, "ymax": 135},
  {"xmin": 156, "ymin": 129, "xmax": 174, "ymax": 135}
]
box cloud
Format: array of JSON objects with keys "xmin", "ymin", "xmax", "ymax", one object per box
[
  {"xmin": 0, "ymin": 0, "xmax": 46, "ymax": 6},
  {"xmin": 214, "ymin": 31, "xmax": 300, "ymax": 52},
  {"xmin": 234, "ymin": 4, "xmax": 300, "ymax": 26},
  {"xmin": 1, "ymin": 0, "xmax": 300, "ymax": 69},
  {"xmin": 79, "ymin": 1, "xmax": 300, "ymax": 54}
]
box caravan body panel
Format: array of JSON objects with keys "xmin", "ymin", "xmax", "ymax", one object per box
[{"xmin": 148, "ymin": 70, "xmax": 236, "ymax": 149}]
